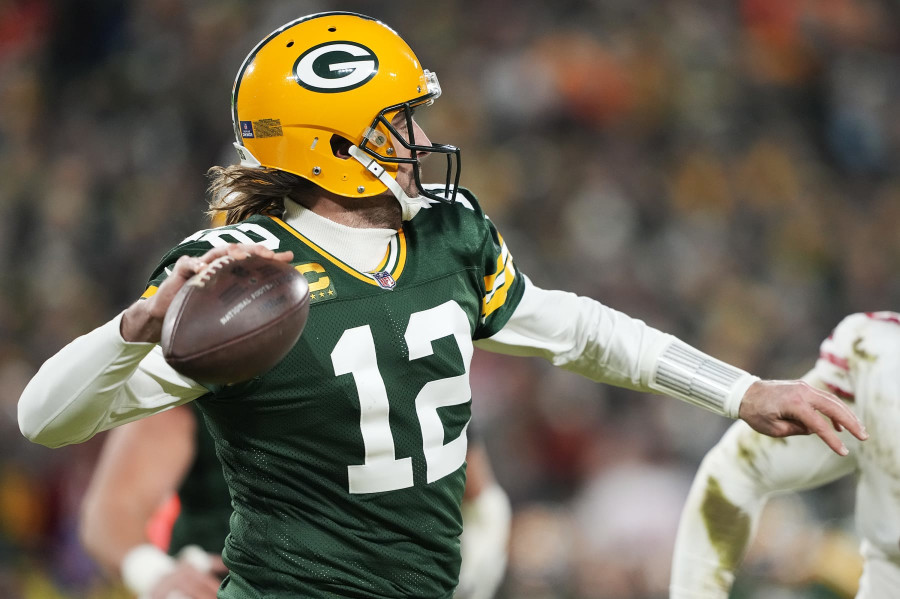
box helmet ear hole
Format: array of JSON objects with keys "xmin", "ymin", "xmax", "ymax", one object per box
[{"xmin": 330, "ymin": 135, "xmax": 353, "ymax": 159}]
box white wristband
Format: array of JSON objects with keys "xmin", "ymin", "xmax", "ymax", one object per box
[
  {"xmin": 651, "ymin": 340, "xmax": 759, "ymax": 418},
  {"xmin": 177, "ymin": 544, "xmax": 213, "ymax": 573},
  {"xmin": 120, "ymin": 544, "xmax": 176, "ymax": 597},
  {"xmin": 457, "ymin": 484, "xmax": 512, "ymax": 599}
]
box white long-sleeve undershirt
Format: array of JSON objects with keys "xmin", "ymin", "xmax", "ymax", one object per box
[
  {"xmin": 18, "ymin": 278, "xmax": 754, "ymax": 448},
  {"xmin": 18, "ymin": 208, "xmax": 756, "ymax": 448},
  {"xmin": 475, "ymin": 280, "xmax": 755, "ymax": 415},
  {"xmin": 17, "ymin": 315, "xmax": 206, "ymax": 448}
]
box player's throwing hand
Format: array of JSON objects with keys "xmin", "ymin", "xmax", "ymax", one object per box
[{"xmin": 120, "ymin": 243, "xmax": 293, "ymax": 344}]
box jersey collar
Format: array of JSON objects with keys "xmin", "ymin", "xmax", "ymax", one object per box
[{"xmin": 270, "ymin": 215, "xmax": 407, "ymax": 289}]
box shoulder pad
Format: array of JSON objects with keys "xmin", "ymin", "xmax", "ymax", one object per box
[
  {"xmin": 148, "ymin": 218, "xmax": 283, "ymax": 283},
  {"xmin": 175, "ymin": 218, "xmax": 282, "ymax": 252}
]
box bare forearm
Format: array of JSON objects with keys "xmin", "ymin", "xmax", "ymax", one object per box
[{"xmin": 80, "ymin": 499, "xmax": 153, "ymax": 575}]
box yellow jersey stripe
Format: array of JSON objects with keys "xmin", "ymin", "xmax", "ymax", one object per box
[
  {"xmin": 483, "ymin": 236, "xmax": 510, "ymax": 293},
  {"xmin": 270, "ymin": 216, "xmax": 378, "ymax": 286},
  {"xmin": 482, "ymin": 235, "xmax": 515, "ymax": 317},
  {"xmin": 373, "ymin": 235, "xmax": 397, "ymax": 273},
  {"xmin": 141, "ymin": 285, "xmax": 159, "ymax": 299},
  {"xmin": 392, "ymin": 228, "xmax": 408, "ymax": 279},
  {"xmin": 269, "ymin": 216, "xmax": 407, "ymax": 286},
  {"xmin": 483, "ymin": 259, "xmax": 516, "ymax": 317}
]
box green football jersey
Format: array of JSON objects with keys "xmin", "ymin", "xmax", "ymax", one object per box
[{"xmin": 145, "ymin": 189, "xmax": 525, "ymax": 598}]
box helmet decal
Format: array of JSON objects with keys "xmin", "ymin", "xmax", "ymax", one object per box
[{"xmin": 293, "ymin": 41, "xmax": 379, "ymax": 93}]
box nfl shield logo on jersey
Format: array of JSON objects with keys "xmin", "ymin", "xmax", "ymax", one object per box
[{"xmin": 373, "ymin": 271, "xmax": 396, "ymax": 290}]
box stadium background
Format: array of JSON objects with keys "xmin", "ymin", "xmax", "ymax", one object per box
[{"xmin": 1, "ymin": 0, "xmax": 899, "ymax": 597}]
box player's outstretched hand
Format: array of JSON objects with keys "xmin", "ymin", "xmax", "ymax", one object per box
[
  {"xmin": 121, "ymin": 243, "xmax": 294, "ymax": 344},
  {"xmin": 738, "ymin": 380, "xmax": 868, "ymax": 456}
]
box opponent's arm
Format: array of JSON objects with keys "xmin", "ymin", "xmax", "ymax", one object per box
[
  {"xmin": 80, "ymin": 405, "xmax": 225, "ymax": 598},
  {"xmin": 455, "ymin": 442, "xmax": 511, "ymax": 599},
  {"xmin": 475, "ymin": 277, "xmax": 866, "ymax": 454},
  {"xmin": 669, "ymin": 416, "xmax": 858, "ymax": 598},
  {"xmin": 18, "ymin": 244, "xmax": 293, "ymax": 448},
  {"xmin": 80, "ymin": 405, "xmax": 197, "ymax": 575}
]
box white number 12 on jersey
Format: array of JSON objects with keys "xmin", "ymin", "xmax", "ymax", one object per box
[{"xmin": 331, "ymin": 301, "xmax": 472, "ymax": 494}]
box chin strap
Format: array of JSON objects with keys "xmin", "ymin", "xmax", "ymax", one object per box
[
  {"xmin": 234, "ymin": 142, "xmax": 428, "ymax": 221},
  {"xmin": 348, "ymin": 145, "xmax": 428, "ymax": 221}
]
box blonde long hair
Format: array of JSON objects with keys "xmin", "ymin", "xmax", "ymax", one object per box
[{"xmin": 206, "ymin": 165, "xmax": 316, "ymax": 226}]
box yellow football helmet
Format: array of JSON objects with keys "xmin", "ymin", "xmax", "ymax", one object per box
[{"xmin": 231, "ymin": 12, "xmax": 460, "ymax": 208}]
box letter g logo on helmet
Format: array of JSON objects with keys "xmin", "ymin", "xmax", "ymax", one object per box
[{"xmin": 293, "ymin": 41, "xmax": 379, "ymax": 93}]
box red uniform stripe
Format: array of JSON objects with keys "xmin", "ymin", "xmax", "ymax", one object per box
[
  {"xmin": 824, "ymin": 382, "xmax": 855, "ymax": 402},
  {"xmin": 865, "ymin": 312, "xmax": 900, "ymax": 326},
  {"xmin": 819, "ymin": 351, "xmax": 850, "ymax": 371}
]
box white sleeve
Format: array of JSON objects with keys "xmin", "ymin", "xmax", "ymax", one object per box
[
  {"xmin": 669, "ymin": 418, "xmax": 858, "ymax": 598},
  {"xmin": 18, "ymin": 312, "xmax": 208, "ymax": 448},
  {"xmin": 474, "ymin": 277, "xmax": 757, "ymax": 417}
]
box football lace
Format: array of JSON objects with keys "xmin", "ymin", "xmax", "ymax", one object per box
[{"xmin": 191, "ymin": 255, "xmax": 234, "ymax": 287}]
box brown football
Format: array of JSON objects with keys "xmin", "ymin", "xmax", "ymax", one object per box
[{"xmin": 160, "ymin": 254, "xmax": 310, "ymax": 384}]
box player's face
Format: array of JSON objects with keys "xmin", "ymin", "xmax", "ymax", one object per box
[{"xmin": 389, "ymin": 111, "xmax": 431, "ymax": 197}]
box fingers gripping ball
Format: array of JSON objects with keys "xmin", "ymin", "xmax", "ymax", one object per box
[{"xmin": 161, "ymin": 255, "xmax": 310, "ymax": 384}]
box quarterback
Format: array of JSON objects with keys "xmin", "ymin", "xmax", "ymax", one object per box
[
  {"xmin": 19, "ymin": 12, "xmax": 864, "ymax": 599},
  {"xmin": 670, "ymin": 312, "xmax": 900, "ymax": 598},
  {"xmin": 79, "ymin": 403, "xmax": 510, "ymax": 599}
]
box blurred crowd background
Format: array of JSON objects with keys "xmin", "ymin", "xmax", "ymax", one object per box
[{"xmin": 2, "ymin": 0, "xmax": 899, "ymax": 597}]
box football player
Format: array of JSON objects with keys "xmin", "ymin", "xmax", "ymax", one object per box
[
  {"xmin": 670, "ymin": 312, "xmax": 900, "ymax": 598},
  {"xmin": 20, "ymin": 12, "xmax": 865, "ymax": 599},
  {"xmin": 80, "ymin": 405, "xmax": 229, "ymax": 599},
  {"xmin": 79, "ymin": 405, "xmax": 510, "ymax": 599}
]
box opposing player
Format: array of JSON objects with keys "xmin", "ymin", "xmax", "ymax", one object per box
[
  {"xmin": 455, "ymin": 437, "xmax": 512, "ymax": 599},
  {"xmin": 19, "ymin": 12, "xmax": 865, "ymax": 598},
  {"xmin": 79, "ymin": 405, "xmax": 229, "ymax": 599},
  {"xmin": 79, "ymin": 405, "xmax": 510, "ymax": 599},
  {"xmin": 670, "ymin": 312, "xmax": 900, "ymax": 598}
]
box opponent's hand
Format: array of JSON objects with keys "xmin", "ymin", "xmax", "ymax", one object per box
[
  {"xmin": 121, "ymin": 244, "xmax": 293, "ymax": 343},
  {"xmin": 738, "ymin": 380, "xmax": 867, "ymax": 456},
  {"xmin": 145, "ymin": 561, "xmax": 224, "ymax": 599}
]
